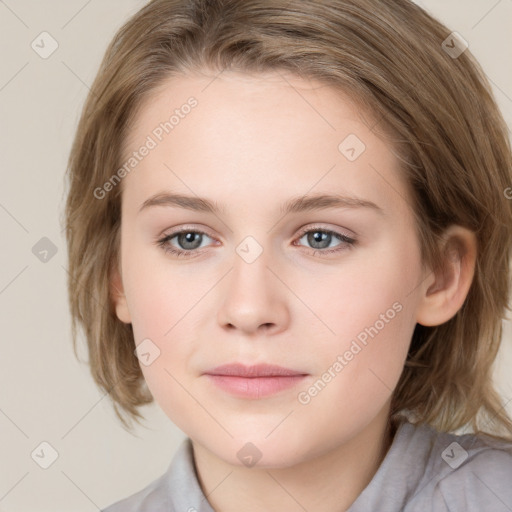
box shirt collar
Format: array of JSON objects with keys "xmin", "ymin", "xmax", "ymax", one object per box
[{"xmin": 165, "ymin": 417, "xmax": 431, "ymax": 511}]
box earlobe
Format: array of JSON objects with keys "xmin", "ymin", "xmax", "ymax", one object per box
[
  {"xmin": 415, "ymin": 226, "xmax": 477, "ymax": 327},
  {"xmin": 110, "ymin": 264, "xmax": 132, "ymax": 324}
]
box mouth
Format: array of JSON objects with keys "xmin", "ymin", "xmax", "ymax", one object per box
[{"xmin": 204, "ymin": 363, "xmax": 308, "ymax": 399}]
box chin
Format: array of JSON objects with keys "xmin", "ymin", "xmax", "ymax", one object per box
[{"xmin": 202, "ymin": 429, "xmax": 314, "ymax": 469}]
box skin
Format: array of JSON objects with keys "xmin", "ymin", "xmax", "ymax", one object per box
[{"xmin": 111, "ymin": 69, "xmax": 477, "ymax": 511}]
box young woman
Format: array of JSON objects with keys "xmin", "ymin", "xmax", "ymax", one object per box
[{"xmin": 64, "ymin": 1, "xmax": 512, "ymax": 510}]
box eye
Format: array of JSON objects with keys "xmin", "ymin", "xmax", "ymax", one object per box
[
  {"xmin": 156, "ymin": 228, "xmax": 214, "ymax": 258},
  {"xmin": 156, "ymin": 225, "xmax": 356, "ymax": 259},
  {"xmin": 294, "ymin": 226, "xmax": 356, "ymax": 256}
]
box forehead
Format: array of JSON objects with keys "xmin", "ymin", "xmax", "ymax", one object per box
[{"xmin": 119, "ymin": 70, "xmax": 411, "ymax": 219}]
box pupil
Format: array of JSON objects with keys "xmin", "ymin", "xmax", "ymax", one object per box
[
  {"xmin": 309, "ymin": 231, "xmax": 330, "ymax": 249},
  {"xmin": 179, "ymin": 232, "xmax": 200, "ymax": 249}
]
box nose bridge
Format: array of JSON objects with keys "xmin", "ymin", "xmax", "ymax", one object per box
[
  {"xmin": 232, "ymin": 237, "xmax": 271, "ymax": 295},
  {"xmin": 217, "ymin": 235, "xmax": 288, "ymax": 333}
]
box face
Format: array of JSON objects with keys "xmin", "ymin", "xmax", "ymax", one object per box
[{"xmin": 112, "ymin": 69, "xmax": 428, "ymax": 468}]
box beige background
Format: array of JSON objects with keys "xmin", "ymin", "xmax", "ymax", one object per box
[{"xmin": 0, "ymin": 1, "xmax": 511, "ymax": 510}]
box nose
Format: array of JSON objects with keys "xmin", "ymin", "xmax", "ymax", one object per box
[{"xmin": 217, "ymin": 248, "xmax": 290, "ymax": 336}]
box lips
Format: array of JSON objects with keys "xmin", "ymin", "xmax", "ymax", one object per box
[
  {"xmin": 205, "ymin": 363, "xmax": 306, "ymax": 378},
  {"xmin": 204, "ymin": 363, "xmax": 308, "ymax": 399}
]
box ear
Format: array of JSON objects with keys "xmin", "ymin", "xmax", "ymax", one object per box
[
  {"xmin": 415, "ymin": 225, "xmax": 477, "ymax": 327},
  {"xmin": 110, "ymin": 263, "xmax": 132, "ymax": 324}
]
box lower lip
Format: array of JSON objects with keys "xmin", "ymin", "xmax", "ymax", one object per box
[{"xmin": 205, "ymin": 374, "xmax": 307, "ymax": 399}]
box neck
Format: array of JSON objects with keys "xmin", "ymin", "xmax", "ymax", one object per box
[{"xmin": 192, "ymin": 405, "xmax": 398, "ymax": 512}]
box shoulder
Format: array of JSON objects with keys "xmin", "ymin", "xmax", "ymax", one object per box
[
  {"xmin": 100, "ymin": 437, "xmax": 205, "ymax": 512},
  {"xmin": 416, "ymin": 425, "xmax": 512, "ymax": 512},
  {"xmin": 380, "ymin": 419, "xmax": 512, "ymax": 512},
  {"xmin": 100, "ymin": 469, "xmax": 170, "ymax": 512},
  {"xmin": 436, "ymin": 431, "xmax": 512, "ymax": 512}
]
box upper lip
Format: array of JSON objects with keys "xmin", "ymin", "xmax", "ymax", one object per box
[{"xmin": 205, "ymin": 363, "xmax": 307, "ymax": 377}]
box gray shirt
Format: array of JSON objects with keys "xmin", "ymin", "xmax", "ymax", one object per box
[{"xmin": 102, "ymin": 419, "xmax": 512, "ymax": 511}]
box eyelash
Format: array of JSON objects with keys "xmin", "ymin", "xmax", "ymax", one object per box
[{"xmin": 156, "ymin": 225, "xmax": 356, "ymax": 259}]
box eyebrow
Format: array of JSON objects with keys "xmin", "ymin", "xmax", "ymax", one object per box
[{"xmin": 138, "ymin": 191, "xmax": 384, "ymax": 216}]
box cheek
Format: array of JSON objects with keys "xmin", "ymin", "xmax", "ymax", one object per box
[
  {"xmin": 318, "ymin": 235, "xmax": 418, "ymax": 335},
  {"xmin": 307, "ymin": 237, "xmax": 420, "ymax": 393},
  {"xmin": 291, "ymin": 287, "xmax": 415, "ymax": 444},
  {"xmin": 121, "ymin": 243, "xmax": 206, "ymax": 340},
  {"xmin": 120, "ymin": 250, "xmax": 210, "ymax": 414}
]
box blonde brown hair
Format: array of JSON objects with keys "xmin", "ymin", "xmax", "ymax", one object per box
[{"xmin": 64, "ymin": 0, "xmax": 512, "ymax": 439}]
